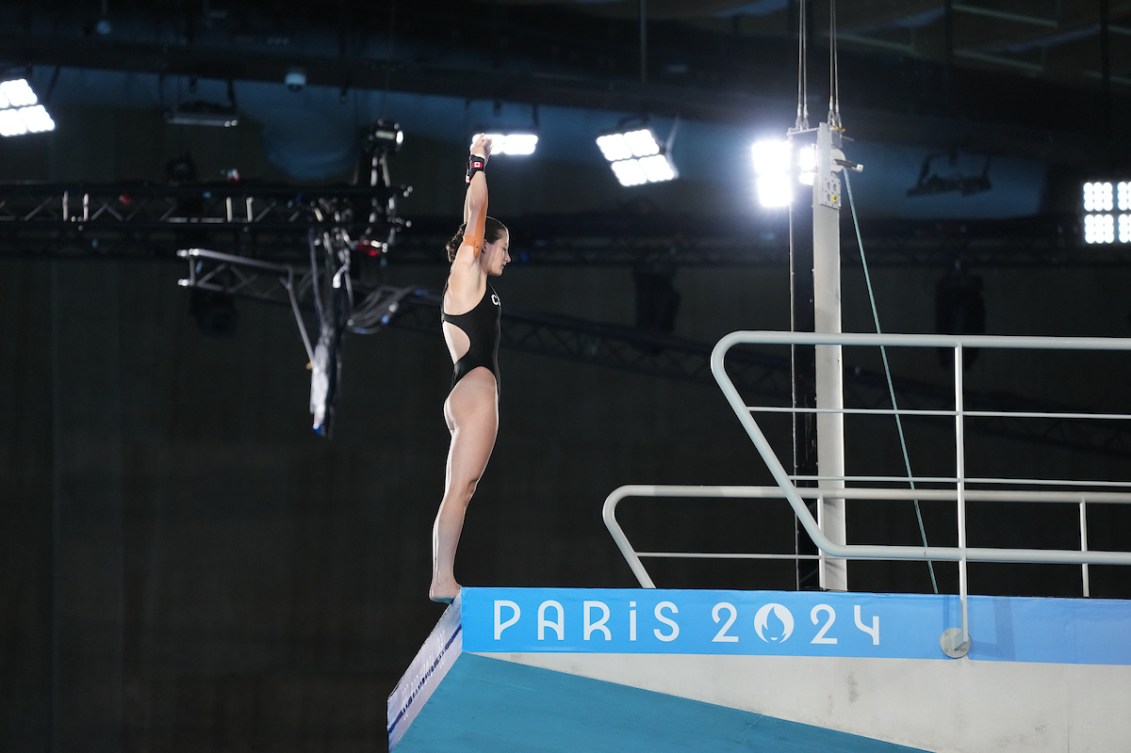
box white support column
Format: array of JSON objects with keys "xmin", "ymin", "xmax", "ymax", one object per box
[{"xmin": 812, "ymin": 121, "xmax": 848, "ymax": 591}]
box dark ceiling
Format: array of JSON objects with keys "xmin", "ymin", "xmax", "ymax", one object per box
[{"xmin": 3, "ymin": 0, "xmax": 1129, "ymax": 154}]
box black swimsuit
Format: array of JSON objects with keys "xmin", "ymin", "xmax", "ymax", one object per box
[{"xmin": 441, "ymin": 284, "xmax": 501, "ymax": 392}]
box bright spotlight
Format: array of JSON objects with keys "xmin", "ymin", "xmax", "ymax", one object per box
[
  {"xmin": 756, "ymin": 175, "xmax": 793, "ymax": 208},
  {"xmin": 1083, "ymin": 181, "xmax": 1114, "ymax": 212},
  {"xmin": 638, "ymin": 154, "xmax": 675, "ymax": 183},
  {"xmin": 1083, "ymin": 213, "xmax": 1115, "ymax": 245},
  {"xmin": 1081, "ymin": 179, "xmax": 1131, "ymax": 245},
  {"xmin": 0, "ymin": 78, "xmax": 55, "ymax": 137},
  {"xmin": 597, "ymin": 129, "xmax": 660, "ymax": 161},
  {"xmin": 596, "ymin": 126, "xmax": 676, "ymax": 187},
  {"xmin": 751, "ymin": 139, "xmax": 790, "ymax": 175},
  {"xmin": 596, "ymin": 133, "xmax": 633, "ymax": 162},
  {"xmin": 610, "ymin": 160, "xmax": 647, "ymax": 187},
  {"xmin": 0, "ymin": 78, "xmax": 37, "ymax": 107},
  {"xmin": 751, "ymin": 139, "xmax": 798, "ymax": 208},
  {"xmin": 483, "ymin": 132, "xmax": 539, "ymax": 156}
]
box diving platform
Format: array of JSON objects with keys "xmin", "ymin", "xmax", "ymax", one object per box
[
  {"xmin": 388, "ymin": 587, "xmax": 1131, "ymax": 753},
  {"xmin": 388, "ymin": 325, "xmax": 1131, "ymax": 752}
]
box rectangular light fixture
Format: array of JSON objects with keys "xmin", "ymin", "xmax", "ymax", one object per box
[
  {"xmin": 751, "ymin": 139, "xmax": 794, "ymax": 208},
  {"xmin": 1082, "ymin": 180, "xmax": 1131, "ymax": 245},
  {"xmin": 596, "ymin": 127, "xmax": 676, "ymax": 187},
  {"xmin": 0, "ymin": 78, "xmax": 56, "ymax": 137},
  {"xmin": 751, "ymin": 138, "xmax": 820, "ymax": 208},
  {"xmin": 482, "ymin": 131, "xmax": 538, "ymax": 156},
  {"xmin": 165, "ymin": 101, "xmax": 239, "ymax": 127}
]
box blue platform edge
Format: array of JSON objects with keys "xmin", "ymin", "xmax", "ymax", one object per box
[
  {"xmin": 461, "ymin": 587, "xmax": 1131, "ymax": 665},
  {"xmin": 394, "ymin": 651, "xmax": 932, "ymax": 753}
]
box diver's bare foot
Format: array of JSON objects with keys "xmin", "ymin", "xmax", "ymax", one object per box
[{"xmin": 429, "ymin": 582, "xmax": 461, "ymax": 604}]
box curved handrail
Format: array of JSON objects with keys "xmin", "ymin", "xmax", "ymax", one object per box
[{"xmin": 707, "ymin": 332, "xmax": 1131, "ymax": 563}]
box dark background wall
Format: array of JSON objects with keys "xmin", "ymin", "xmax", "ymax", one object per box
[{"xmin": 4, "ymin": 96, "xmax": 1131, "ymax": 753}]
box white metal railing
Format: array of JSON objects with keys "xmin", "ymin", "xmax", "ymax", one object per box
[{"xmin": 603, "ymin": 331, "xmax": 1131, "ymax": 656}]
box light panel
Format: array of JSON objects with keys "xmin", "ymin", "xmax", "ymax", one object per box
[
  {"xmin": 751, "ymin": 138, "xmax": 808, "ymax": 208},
  {"xmin": 751, "ymin": 139, "xmax": 790, "ymax": 176},
  {"xmin": 1083, "ymin": 213, "xmax": 1115, "ymax": 245},
  {"xmin": 756, "ymin": 174, "xmax": 793, "ymax": 209},
  {"xmin": 483, "ymin": 132, "xmax": 538, "ymax": 156},
  {"xmin": 1083, "ymin": 181, "xmax": 1114, "ymax": 212},
  {"xmin": 596, "ymin": 126, "xmax": 676, "ymax": 187},
  {"xmin": 596, "ymin": 134, "xmax": 629, "ymax": 162},
  {"xmin": 638, "ymin": 154, "xmax": 675, "ymax": 183},
  {"xmin": 1081, "ymin": 179, "xmax": 1131, "ymax": 245},
  {"xmin": 610, "ymin": 160, "xmax": 647, "ymax": 187},
  {"xmin": 623, "ymin": 129, "xmax": 660, "ymax": 157},
  {"xmin": 0, "ymin": 79, "xmax": 38, "ymax": 107},
  {"xmin": 0, "ymin": 78, "xmax": 55, "ymax": 137}
]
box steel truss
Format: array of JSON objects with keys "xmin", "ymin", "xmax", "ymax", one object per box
[
  {"xmin": 2, "ymin": 183, "xmax": 1128, "ymax": 267},
  {"xmin": 0, "ymin": 182, "xmax": 410, "ymax": 261}
]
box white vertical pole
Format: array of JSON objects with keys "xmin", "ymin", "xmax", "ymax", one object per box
[
  {"xmin": 1080, "ymin": 499, "xmax": 1091, "ymax": 598},
  {"xmin": 813, "ymin": 121, "xmax": 848, "ymax": 591},
  {"xmin": 954, "ymin": 345, "xmax": 970, "ymax": 646}
]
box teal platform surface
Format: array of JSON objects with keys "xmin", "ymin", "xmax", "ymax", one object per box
[{"xmin": 395, "ymin": 651, "xmax": 930, "ymax": 753}]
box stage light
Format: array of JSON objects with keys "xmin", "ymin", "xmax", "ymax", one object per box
[
  {"xmin": 1083, "ymin": 181, "xmax": 1114, "ymax": 212},
  {"xmin": 606, "ymin": 160, "xmax": 639, "ymax": 187},
  {"xmin": 1084, "ymin": 213, "xmax": 1115, "ymax": 245},
  {"xmin": 751, "ymin": 139, "xmax": 795, "ymax": 208},
  {"xmin": 597, "ymin": 128, "xmax": 658, "ymax": 161},
  {"xmin": 482, "ymin": 132, "xmax": 538, "ymax": 156},
  {"xmin": 596, "ymin": 126, "xmax": 677, "ymax": 187},
  {"xmin": 638, "ymin": 154, "xmax": 676, "ymax": 182},
  {"xmin": 1081, "ymin": 179, "xmax": 1131, "ymax": 245},
  {"xmin": 0, "ymin": 78, "xmax": 55, "ymax": 137}
]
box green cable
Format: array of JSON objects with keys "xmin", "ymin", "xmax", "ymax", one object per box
[{"xmin": 843, "ymin": 171, "xmax": 939, "ymax": 594}]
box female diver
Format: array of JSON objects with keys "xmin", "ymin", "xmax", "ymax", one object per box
[{"xmin": 430, "ymin": 134, "xmax": 510, "ymax": 603}]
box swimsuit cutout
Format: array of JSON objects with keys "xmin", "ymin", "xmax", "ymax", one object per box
[{"xmin": 441, "ymin": 283, "xmax": 501, "ymax": 393}]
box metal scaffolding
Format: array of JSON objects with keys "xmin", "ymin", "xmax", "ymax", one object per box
[
  {"xmin": 1, "ymin": 183, "xmax": 1124, "ymax": 267},
  {"xmin": 4, "ymin": 180, "xmax": 1129, "ymax": 453}
]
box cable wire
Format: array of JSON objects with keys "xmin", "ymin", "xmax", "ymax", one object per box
[
  {"xmin": 828, "ymin": 0, "xmax": 841, "ymax": 129},
  {"xmin": 844, "ymin": 171, "xmax": 940, "ymax": 594},
  {"xmin": 795, "ymin": 0, "xmax": 808, "ymax": 129}
]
